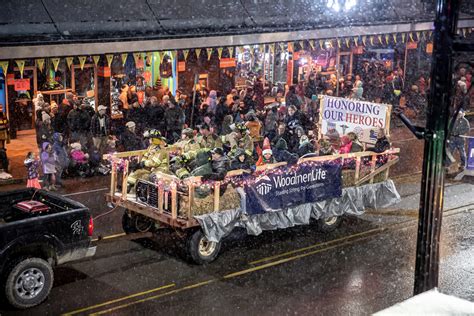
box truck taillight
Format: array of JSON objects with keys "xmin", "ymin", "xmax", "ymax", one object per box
[{"xmin": 88, "ymin": 216, "xmax": 94, "ymax": 237}]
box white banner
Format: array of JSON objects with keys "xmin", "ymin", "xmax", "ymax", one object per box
[{"xmin": 320, "ymin": 96, "xmax": 390, "ymax": 144}]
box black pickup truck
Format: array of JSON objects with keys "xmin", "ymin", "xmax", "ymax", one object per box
[{"xmin": 0, "ymin": 189, "xmax": 96, "ymax": 309}]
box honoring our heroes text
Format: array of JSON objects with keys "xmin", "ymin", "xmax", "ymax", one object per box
[{"xmin": 323, "ymin": 97, "xmax": 385, "ymax": 128}]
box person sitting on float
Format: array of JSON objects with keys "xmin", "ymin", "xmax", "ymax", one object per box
[
  {"xmin": 273, "ymin": 138, "xmax": 298, "ymax": 165},
  {"xmin": 127, "ymin": 129, "xmax": 169, "ymax": 190},
  {"xmin": 196, "ymin": 123, "xmax": 223, "ymax": 150},
  {"xmin": 230, "ymin": 148, "xmax": 254, "ymax": 172},
  {"xmin": 225, "ymin": 123, "xmax": 254, "ymax": 156},
  {"xmin": 174, "ymin": 127, "xmax": 200, "ymax": 153},
  {"xmin": 256, "ymin": 137, "xmax": 276, "ymax": 166}
]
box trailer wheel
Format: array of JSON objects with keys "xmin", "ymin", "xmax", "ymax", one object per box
[
  {"xmin": 186, "ymin": 230, "xmax": 221, "ymax": 264},
  {"xmin": 4, "ymin": 257, "xmax": 53, "ymax": 309},
  {"xmin": 318, "ymin": 216, "xmax": 342, "ymax": 233},
  {"xmin": 122, "ymin": 211, "xmax": 153, "ymax": 234}
]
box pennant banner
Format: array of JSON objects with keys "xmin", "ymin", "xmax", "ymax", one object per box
[
  {"xmin": 377, "ymin": 35, "xmax": 383, "ymax": 44},
  {"xmin": 402, "ymin": 33, "xmax": 406, "ymax": 43},
  {"xmin": 385, "ymin": 34, "xmax": 389, "ymax": 45},
  {"xmin": 344, "ymin": 38, "xmax": 349, "ymax": 48},
  {"xmin": 206, "ymin": 48, "xmax": 213, "ymax": 60},
  {"xmin": 299, "ymin": 40, "xmax": 305, "ymax": 49},
  {"xmin": 309, "ymin": 40, "xmax": 315, "ymax": 50},
  {"xmin": 217, "ymin": 47, "xmax": 223, "ymax": 59},
  {"xmin": 279, "ymin": 42, "xmax": 285, "ymax": 52},
  {"xmin": 16, "ymin": 60, "xmax": 26, "ymax": 77},
  {"xmin": 370, "ymin": 36, "xmax": 375, "ymax": 46},
  {"xmin": 228, "ymin": 47, "xmax": 234, "ymax": 58},
  {"xmin": 78, "ymin": 56, "xmax": 87, "ymax": 70},
  {"xmin": 196, "ymin": 48, "xmax": 202, "ymax": 58},
  {"xmin": 183, "ymin": 49, "xmax": 189, "ymax": 60},
  {"xmin": 66, "ymin": 57, "xmax": 74, "ymax": 69},
  {"xmin": 36, "ymin": 59, "xmax": 45, "ymax": 72},
  {"xmin": 319, "ymin": 40, "xmax": 324, "ymax": 49},
  {"xmin": 93, "ymin": 55, "xmax": 100, "ymax": 67},
  {"xmin": 0, "ymin": 61, "xmax": 8, "ymax": 74},
  {"xmin": 48, "ymin": 58, "xmax": 60, "ymax": 73},
  {"xmin": 133, "ymin": 52, "xmax": 141, "ymax": 65},
  {"xmin": 106, "ymin": 54, "xmax": 114, "ymax": 67},
  {"xmin": 362, "ymin": 35, "xmax": 367, "ymax": 46},
  {"xmin": 416, "ymin": 31, "xmax": 421, "ymax": 41},
  {"xmin": 171, "ymin": 50, "xmax": 177, "ymax": 60},
  {"xmin": 353, "ymin": 37, "xmax": 358, "ymax": 46},
  {"xmin": 161, "ymin": 52, "xmax": 167, "ymax": 63},
  {"xmin": 269, "ymin": 43, "xmax": 276, "ymax": 53},
  {"xmin": 392, "ymin": 34, "xmax": 397, "ymax": 43},
  {"xmin": 121, "ymin": 53, "xmax": 128, "ymax": 66},
  {"xmin": 409, "ymin": 32, "xmax": 414, "ymax": 42}
]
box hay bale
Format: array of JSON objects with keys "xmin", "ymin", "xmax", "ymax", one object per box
[{"xmin": 179, "ymin": 186, "xmax": 241, "ymax": 216}]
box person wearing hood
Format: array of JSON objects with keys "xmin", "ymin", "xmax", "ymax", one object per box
[
  {"xmin": 297, "ymin": 135, "xmax": 314, "ymax": 157},
  {"xmin": 273, "ymin": 138, "xmax": 298, "ymax": 165},
  {"xmin": 318, "ymin": 139, "xmax": 335, "ymax": 156},
  {"xmin": 215, "ymin": 96, "xmax": 230, "ymax": 132},
  {"xmin": 190, "ymin": 150, "xmax": 213, "ymax": 177},
  {"xmin": 244, "ymin": 111, "xmax": 263, "ymax": 141},
  {"xmin": 91, "ymin": 105, "xmax": 111, "ymax": 154},
  {"xmin": 221, "ymin": 115, "xmax": 234, "ymax": 135},
  {"xmin": 164, "ymin": 99, "xmax": 185, "ymax": 143},
  {"xmin": 203, "ymin": 147, "xmax": 230, "ymax": 181},
  {"xmin": 263, "ymin": 104, "xmax": 279, "ymax": 141},
  {"xmin": 41, "ymin": 142, "xmax": 57, "ymax": 191},
  {"xmin": 230, "ymin": 148, "xmax": 253, "ymax": 171},
  {"xmin": 52, "ymin": 133, "xmax": 69, "ymax": 187}
]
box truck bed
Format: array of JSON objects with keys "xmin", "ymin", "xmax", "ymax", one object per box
[{"xmin": 0, "ymin": 189, "xmax": 86, "ymax": 224}]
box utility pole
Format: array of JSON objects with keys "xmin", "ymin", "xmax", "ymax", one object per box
[{"xmin": 413, "ymin": 0, "xmax": 460, "ymax": 295}]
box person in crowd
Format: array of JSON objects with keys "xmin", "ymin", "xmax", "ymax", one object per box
[
  {"xmin": 273, "ymin": 138, "xmax": 298, "ymax": 165},
  {"xmin": 164, "ymin": 99, "xmax": 185, "ymax": 143},
  {"xmin": 339, "ymin": 135, "xmax": 353, "ymax": 154},
  {"xmin": 305, "ymin": 72, "xmax": 319, "ymax": 99},
  {"xmin": 52, "ymin": 133, "xmax": 69, "ymax": 187},
  {"xmin": 318, "ymin": 139, "xmax": 335, "ymax": 156},
  {"xmin": 119, "ymin": 84, "xmax": 130, "ymax": 116},
  {"xmin": 221, "ymin": 115, "xmax": 234, "ymax": 136},
  {"xmin": 91, "ymin": 105, "xmax": 111, "ymax": 154},
  {"xmin": 68, "ymin": 102, "xmax": 91, "ymax": 149},
  {"xmin": 245, "ymin": 111, "xmax": 263, "ymax": 141},
  {"xmin": 225, "ymin": 123, "xmax": 253, "ymax": 154},
  {"xmin": 174, "ymin": 128, "xmax": 200, "ymax": 153},
  {"xmin": 121, "ymin": 121, "xmax": 143, "ymax": 151},
  {"xmin": 206, "ymin": 90, "xmax": 218, "ymax": 115},
  {"xmin": 215, "ymin": 96, "xmax": 230, "ymax": 132},
  {"xmin": 406, "ymin": 85, "xmax": 427, "ymax": 119},
  {"xmin": 263, "ymin": 104, "xmax": 279, "ymax": 141},
  {"xmin": 41, "ymin": 142, "xmax": 57, "ymax": 191},
  {"xmin": 24, "ymin": 152, "xmax": 41, "ymax": 189},
  {"xmin": 271, "ymin": 122, "xmax": 291, "ymax": 147},
  {"xmin": 69, "ymin": 142, "xmax": 90, "ymax": 177},
  {"xmin": 226, "ymin": 89, "xmax": 238, "ymax": 107},
  {"xmin": 36, "ymin": 112, "xmax": 53, "ymax": 150},
  {"xmin": 446, "ymin": 109, "xmax": 470, "ymax": 171},
  {"xmin": 285, "ymin": 85, "xmax": 301, "ymax": 108}
]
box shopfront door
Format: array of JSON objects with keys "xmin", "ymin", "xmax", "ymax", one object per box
[{"xmin": 6, "ymin": 66, "xmax": 37, "ymax": 136}]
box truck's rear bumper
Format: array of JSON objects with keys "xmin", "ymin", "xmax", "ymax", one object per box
[
  {"xmin": 57, "ymin": 246, "xmax": 96, "ymax": 265},
  {"xmin": 85, "ymin": 246, "xmax": 96, "ymax": 258}
]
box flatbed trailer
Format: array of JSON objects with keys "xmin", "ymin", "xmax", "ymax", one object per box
[{"xmin": 104, "ymin": 148, "xmax": 400, "ymax": 264}]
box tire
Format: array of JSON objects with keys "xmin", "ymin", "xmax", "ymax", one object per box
[
  {"xmin": 4, "ymin": 258, "xmax": 53, "ymax": 309},
  {"xmin": 122, "ymin": 211, "xmax": 153, "ymax": 234},
  {"xmin": 186, "ymin": 230, "xmax": 221, "ymax": 264},
  {"xmin": 318, "ymin": 216, "xmax": 342, "ymax": 233}
]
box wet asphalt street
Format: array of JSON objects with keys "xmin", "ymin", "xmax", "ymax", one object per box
[{"xmin": 0, "ymin": 175, "xmax": 473, "ymax": 315}]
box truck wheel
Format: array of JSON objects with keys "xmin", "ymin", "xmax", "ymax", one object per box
[
  {"xmin": 318, "ymin": 216, "xmax": 342, "ymax": 233},
  {"xmin": 186, "ymin": 230, "xmax": 221, "ymax": 264},
  {"xmin": 122, "ymin": 211, "xmax": 153, "ymax": 234},
  {"xmin": 4, "ymin": 258, "xmax": 53, "ymax": 309}
]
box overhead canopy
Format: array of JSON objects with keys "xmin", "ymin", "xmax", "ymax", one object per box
[{"xmin": 0, "ymin": 0, "xmax": 473, "ymax": 58}]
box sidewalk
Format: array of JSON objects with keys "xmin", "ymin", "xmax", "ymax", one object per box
[{"xmin": 3, "ymin": 129, "xmax": 38, "ymax": 181}]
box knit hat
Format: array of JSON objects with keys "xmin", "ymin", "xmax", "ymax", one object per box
[
  {"xmin": 98, "ymin": 105, "xmax": 107, "ymax": 111},
  {"xmin": 275, "ymin": 138, "xmax": 288, "ymax": 150},
  {"xmin": 70, "ymin": 142, "xmax": 82, "ymax": 151},
  {"xmin": 126, "ymin": 121, "xmax": 136, "ymax": 128},
  {"xmin": 262, "ymin": 148, "xmax": 273, "ymax": 156}
]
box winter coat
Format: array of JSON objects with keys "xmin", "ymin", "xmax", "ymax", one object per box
[
  {"xmin": 164, "ymin": 106, "xmax": 184, "ymax": 132},
  {"xmin": 215, "ymin": 102, "xmax": 230, "ymax": 130},
  {"xmin": 350, "ymin": 141, "xmax": 363, "ymax": 153},
  {"xmin": 37, "ymin": 121, "xmax": 53, "ymax": 147},
  {"xmin": 41, "ymin": 142, "xmax": 56, "ymax": 174},
  {"xmin": 52, "ymin": 133, "xmax": 70, "ymax": 169},
  {"xmin": 204, "ymin": 155, "xmax": 230, "ymax": 181},
  {"xmin": 148, "ymin": 105, "xmax": 166, "ymax": 131},
  {"xmin": 274, "ymin": 139, "xmax": 298, "ymax": 165},
  {"xmin": 71, "ymin": 149, "xmax": 88, "ymax": 164},
  {"xmin": 121, "ymin": 129, "xmax": 143, "ymax": 151},
  {"xmin": 206, "ymin": 91, "xmax": 218, "ymax": 114},
  {"xmin": 369, "ymin": 136, "xmax": 391, "ymax": 153},
  {"xmin": 230, "ymin": 156, "xmax": 252, "ymax": 171},
  {"xmin": 297, "ymin": 141, "xmax": 314, "ymax": 157},
  {"xmin": 24, "ymin": 158, "xmax": 40, "ymax": 180},
  {"xmin": 91, "ymin": 113, "xmax": 111, "ymax": 137},
  {"xmin": 264, "ymin": 110, "xmax": 278, "ymax": 135},
  {"xmin": 68, "ymin": 109, "xmax": 91, "ymax": 132}
]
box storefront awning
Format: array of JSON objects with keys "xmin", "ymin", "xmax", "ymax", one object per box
[{"xmin": 0, "ymin": 0, "xmax": 473, "ymax": 59}]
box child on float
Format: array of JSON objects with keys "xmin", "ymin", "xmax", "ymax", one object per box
[{"xmin": 24, "ymin": 152, "xmax": 41, "ymax": 189}]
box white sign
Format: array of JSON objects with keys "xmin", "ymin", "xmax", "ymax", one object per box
[{"xmin": 320, "ymin": 96, "xmax": 390, "ymax": 144}]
